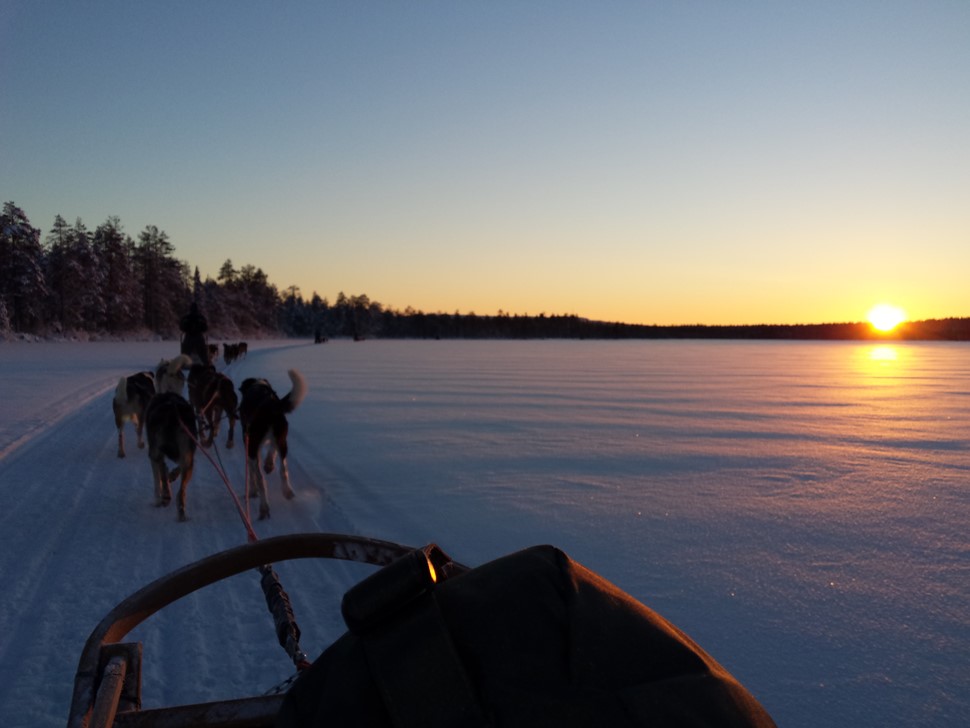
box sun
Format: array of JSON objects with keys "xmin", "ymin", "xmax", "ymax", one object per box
[{"xmin": 867, "ymin": 304, "xmax": 906, "ymax": 332}]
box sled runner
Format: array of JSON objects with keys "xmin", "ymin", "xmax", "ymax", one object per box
[{"xmin": 67, "ymin": 533, "xmax": 775, "ymax": 728}]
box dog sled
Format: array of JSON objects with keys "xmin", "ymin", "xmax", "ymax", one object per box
[{"xmin": 67, "ymin": 533, "xmax": 776, "ymax": 728}]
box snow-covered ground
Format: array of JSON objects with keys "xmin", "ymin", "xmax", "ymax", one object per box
[{"xmin": 0, "ymin": 338, "xmax": 967, "ymax": 727}]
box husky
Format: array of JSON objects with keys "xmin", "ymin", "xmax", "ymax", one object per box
[
  {"xmin": 145, "ymin": 355, "xmax": 196, "ymax": 521},
  {"xmin": 238, "ymin": 370, "xmax": 307, "ymax": 519},
  {"xmin": 187, "ymin": 363, "xmax": 238, "ymax": 448},
  {"xmin": 112, "ymin": 371, "xmax": 155, "ymax": 458},
  {"xmin": 153, "ymin": 355, "xmax": 190, "ymax": 396}
]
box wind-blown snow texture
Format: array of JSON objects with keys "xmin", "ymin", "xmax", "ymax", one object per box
[{"xmin": 0, "ymin": 339, "xmax": 967, "ymax": 727}]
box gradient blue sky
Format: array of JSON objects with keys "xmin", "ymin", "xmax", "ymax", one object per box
[{"xmin": 2, "ymin": 1, "xmax": 968, "ymax": 325}]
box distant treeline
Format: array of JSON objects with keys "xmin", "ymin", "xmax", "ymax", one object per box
[
  {"xmin": 564, "ymin": 318, "xmax": 970, "ymax": 341},
  {"xmin": 2, "ymin": 202, "xmax": 968, "ymax": 342},
  {"xmin": 367, "ymin": 315, "xmax": 970, "ymax": 341}
]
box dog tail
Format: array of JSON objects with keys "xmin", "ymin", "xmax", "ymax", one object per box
[
  {"xmin": 171, "ymin": 354, "xmax": 193, "ymax": 373},
  {"xmin": 114, "ymin": 376, "xmax": 128, "ymax": 404},
  {"xmin": 281, "ymin": 369, "xmax": 307, "ymax": 414}
]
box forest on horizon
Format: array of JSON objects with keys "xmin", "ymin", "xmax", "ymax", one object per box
[{"xmin": 3, "ymin": 201, "xmax": 969, "ymax": 342}]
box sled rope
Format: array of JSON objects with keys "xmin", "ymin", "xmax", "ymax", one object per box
[
  {"xmin": 243, "ymin": 433, "xmax": 253, "ymax": 526},
  {"xmin": 197, "ymin": 389, "xmax": 220, "ymax": 419},
  {"xmin": 259, "ymin": 564, "xmax": 311, "ymax": 670},
  {"xmin": 179, "ymin": 420, "xmax": 310, "ymax": 675},
  {"xmin": 193, "ymin": 390, "xmax": 219, "ymax": 440},
  {"xmin": 182, "ymin": 420, "xmax": 258, "ymax": 543}
]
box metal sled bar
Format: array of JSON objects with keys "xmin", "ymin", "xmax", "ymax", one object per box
[
  {"xmin": 112, "ymin": 695, "xmax": 285, "ymax": 728},
  {"xmin": 68, "ymin": 533, "xmax": 416, "ymax": 728},
  {"xmin": 89, "ymin": 655, "xmax": 127, "ymax": 728}
]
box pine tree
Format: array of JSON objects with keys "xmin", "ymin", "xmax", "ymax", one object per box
[
  {"xmin": 44, "ymin": 214, "xmax": 73, "ymax": 329},
  {"xmin": 93, "ymin": 217, "xmax": 143, "ymax": 333},
  {"xmin": 69, "ymin": 218, "xmax": 103, "ymax": 332},
  {"xmin": 0, "ymin": 202, "xmax": 47, "ymax": 333},
  {"xmin": 202, "ymin": 275, "xmax": 236, "ymax": 337},
  {"xmin": 135, "ymin": 225, "xmax": 188, "ymax": 333},
  {"xmin": 0, "ymin": 297, "xmax": 10, "ymax": 335}
]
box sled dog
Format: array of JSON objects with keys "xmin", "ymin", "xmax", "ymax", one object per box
[
  {"xmin": 238, "ymin": 370, "xmax": 307, "ymax": 519},
  {"xmin": 145, "ymin": 355, "xmax": 196, "ymax": 521},
  {"xmin": 188, "ymin": 363, "xmax": 238, "ymax": 448},
  {"xmin": 112, "ymin": 371, "xmax": 155, "ymax": 458}
]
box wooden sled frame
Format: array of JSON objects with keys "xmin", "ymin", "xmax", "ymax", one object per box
[{"xmin": 67, "ymin": 533, "xmax": 418, "ymax": 728}]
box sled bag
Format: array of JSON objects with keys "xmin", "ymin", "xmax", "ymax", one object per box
[{"xmin": 276, "ymin": 544, "xmax": 776, "ymax": 727}]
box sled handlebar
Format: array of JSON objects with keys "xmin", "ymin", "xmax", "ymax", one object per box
[{"xmin": 67, "ymin": 533, "xmax": 420, "ymax": 728}]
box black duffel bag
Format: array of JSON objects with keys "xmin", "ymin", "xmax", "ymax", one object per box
[{"xmin": 277, "ymin": 544, "xmax": 776, "ymax": 727}]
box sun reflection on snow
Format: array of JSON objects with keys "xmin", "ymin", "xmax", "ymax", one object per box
[
  {"xmin": 851, "ymin": 344, "xmax": 906, "ymax": 379},
  {"xmin": 869, "ymin": 345, "xmax": 898, "ymax": 363}
]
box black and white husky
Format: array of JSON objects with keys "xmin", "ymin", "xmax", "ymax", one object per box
[
  {"xmin": 238, "ymin": 370, "xmax": 307, "ymax": 519},
  {"xmin": 145, "ymin": 355, "xmax": 197, "ymax": 521}
]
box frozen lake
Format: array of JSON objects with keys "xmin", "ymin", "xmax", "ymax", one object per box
[
  {"xmin": 0, "ymin": 338, "xmax": 967, "ymax": 726},
  {"xmin": 291, "ymin": 339, "xmax": 970, "ymax": 725}
]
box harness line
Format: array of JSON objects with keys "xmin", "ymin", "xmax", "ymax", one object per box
[
  {"xmin": 178, "ymin": 419, "xmax": 310, "ymax": 673},
  {"xmin": 198, "ymin": 389, "xmax": 220, "ymax": 419},
  {"xmin": 180, "ymin": 418, "xmax": 257, "ymax": 543}
]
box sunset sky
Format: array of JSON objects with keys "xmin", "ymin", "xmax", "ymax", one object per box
[{"xmin": 2, "ymin": 1, "xmax": 967, "ymax": 326}]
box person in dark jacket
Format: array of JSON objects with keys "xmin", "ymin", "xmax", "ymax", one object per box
[
  {"xmin": 179, "ymin": 303, "xmax": 209, "ymax": 365},
  {"xmin": 278, "ymin": 545, "xmax": 777, "ymax": 727}
]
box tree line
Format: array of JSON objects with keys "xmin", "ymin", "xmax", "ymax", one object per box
[
  {"xmin": 0, "ymin": 200, "xmax": 652, "ymax": 341},
  {"xmin": 0, "ymin": 202, "xmax": 286, "ymax": 338},
  {"xmin": 3, "ymin": 201, "xmax": 969, "ymax": 341}
]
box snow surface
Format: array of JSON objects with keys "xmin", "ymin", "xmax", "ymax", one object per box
[{"xmin": 0, "ymin": 338, "xmax": 968, "ymax": 727}]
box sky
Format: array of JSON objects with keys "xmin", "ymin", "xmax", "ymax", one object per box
[{"xmin": 2, "ymin": 1, "xmax": 968, "ymax": 326}]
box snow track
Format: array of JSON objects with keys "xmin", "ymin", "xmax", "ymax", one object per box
[{"xmin": 0, "ymin": 342, "xmax": 383, "ymax": 727}]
